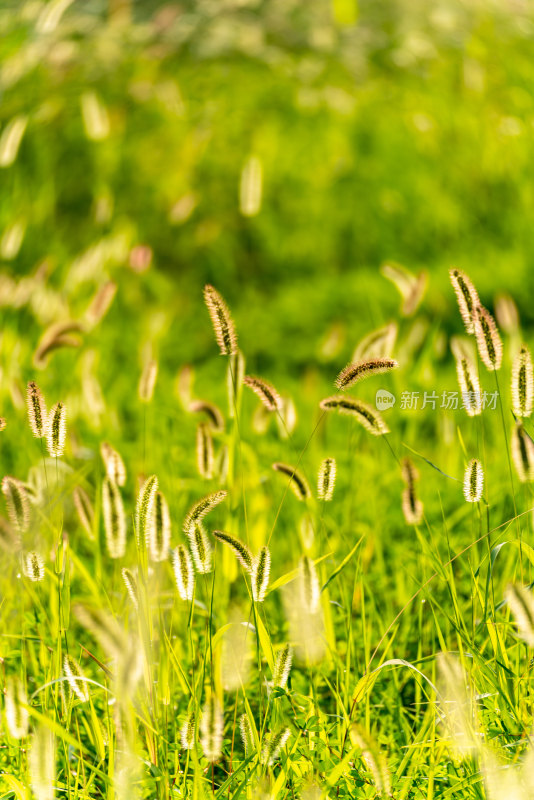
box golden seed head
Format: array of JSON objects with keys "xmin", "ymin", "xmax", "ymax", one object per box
[
  {"xmin": 100, "ymin": 441, "xmax": 126, "ymax": 486},
  {"xmin": 474, "ymin": 305, "xmax": 502, "ymax": 371},
  {"xmin": 27, "ymin": 382, "xmax": 47, "ymax": 437},
  {"xmin": 449, "ymin": 269, "xmax": 480, "ymax": 335},
  {"xmin": 204, "ymin": 284, "xmax": 238, "ymax": 356},
  {"xmin": 213, "ymin": 530, "xmax": 253, "ymax": 572},
  {"xmin": 243, "ymin": 375, "xmax": 283, "ymax": 412},
  {"xmin": 196, "ymin": 422, "xmax": 214, "ymax": 480},
  {"xmin": 188, "ymin": 523, "xmax": 213, "ymax": 574},
  {"xmin": 183, "ymin": 490, "xmax": 227, "ymax": 535},
  {"xmin": 189, "ymin": 399, "xmax": 225, "ymax": 431},
  {"xmin": 511, "ymin": 346, "xmax": 533, "ymax": 418},
  {"xmin": 173, "ymin": 544, "xmax": 195, "ymax": 601},
  {"xmin": 272, "ymin": 462, "xmax": 312, "ymax": 501},
  {"xmin": 149, "ymin": 490, "xmax": 171, "ymax": 562},
  {"xmin": 135, "ymin": 474, "xmax": 158, "ymax": 546},
  {"xmin": 22, "ymin": 550, "xmax": 45, "ymax": 582},
  {"xmin": 335, "ymin": 358, "xmax": 398, "ymax": 391},
  {"xmin": 46, "ymin": 401, "xmax": 67, "ymax": 457},
  {"xmin": 102, "ymin": 478, "xmax": 126, "ymax": 559},
  {"xmin": 317, "ymin": 457, "xmax": 336, "ymax": 501},
  {"xmin": 251, "ymin": 546, "xmax": 271, "ymax": 602},
  {"xmin": 320, "ymin": 396, "xmax": 389, "ymax": 435},
  {"xmin": 455, "ymin": 357, "xmax": 482, "ymax": 416}
]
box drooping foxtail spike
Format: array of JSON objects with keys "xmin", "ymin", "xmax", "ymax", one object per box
[
  {"xmin": 474, "ymin": 305, "xmax": 502, "ymax": 371},
  {"xmin": 272, "ymin": 462, "xmax": 311, "ymax": 501},
  {"xmin": 27, "ymin": 381, "xmax": 47, "ymax": 438},
  {"xmin": 183, "ymin": 490, "xmax": 227, "ymax": 535},
  {"xmin": 319, "ymin": 396, "xmax": 389, "ymax": 435},
  {"xmin": 400, "ymin": 457, "xmax": 423, "ymax": 525},
  {"xmin": 203, "ymin": 284, "xmax": 237, "ymax": 356},
  {"xmin": 512, "ymin": 346, "xmax": 533, "ymax": 418},
  {"xmin": 449, "ymin": 269, "xmax": 480, "ymax": 335},
  {"xmin": 463, "ymin": 459, "xmax": 484, "ymax": 503},
  {"xmin": 243, "ymin": 375, "xmax": 283, "ymax": 412},
  {"xmin": 317, "ymin": 457, "xmax": 336, "ymax": 502},
  {"xmin": 102, "ymin": 478, "xmax": 126, "ymax": 559},
  {"xmin": 335, "ymin": 358, "xmax": 398, "ymax": 390},
  {"xmin": 189, "ymin": 399, "xmax": 225, "ymax": 431},
  {"xmin": 73, "ymin": 486, "xmax": 95, "ymax": 539},
  {"xmin": 251, "ymin": 546, "xmax": 271, "ymax": 602},
  {"xmin": 46, "ymin": 401, "xmax": 67, "ymax": 457},
  {"xmin": 213, "ymin": 530, "xmax": 253, "ymax": 572}
]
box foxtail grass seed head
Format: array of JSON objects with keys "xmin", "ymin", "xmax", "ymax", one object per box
[
  {"xmin": 239, "ymin": 713, "xmax": 254, "ymax": 756},
  {"xmin": 173, "ymin": 544, "xmax": 195, "ymax": 601},
  {"xmin": 5, "ymin": 677, "xmax": 29, "ymax": 738},
  {"xmin": 317, "ymin": 457, "xmax": 336, "ymax": 501},
  {"xmin": 335, "ymin": 357, "xmax": 398, "ymax": 390},
  {"xmin": 121, "ymin": 568, "xmax": 139, "ymax": 608},
  {"xmin": 213, "ymin": 530, "xmax": 253, "ymax": 572},
  {"xmin": 27, "ymin": 381, "xmax": 47, "ymax": 438},
  {"xmin": 455, "ymin": 357, "xmax": 482, "ymax": 416},
  {"xmin": 474, "ymin": 305, "xmax": 502, "ymax": 371},
  {"xmin": 505, "ymin": 583, "xmax": 534, "ymax": 646},
  {"xmin": 277, "ymin": 395, "xmax": 297, "ymax": 439},
  {"xmin": 196, "ymin": 422, "xmax": 214, "ymax": 479},
  {"xmin": 252, "ymin": 546, "xmax": 271, "ymax": 602},
  {"xmin": 188, "ymin": 523, "xmax": 212, "ymax": 574},
  {"xmin": 135, "ymin": 474, "xmax": 158, "ymax": 545},
  {"xmin": 217, "ymin": 444, "xmax": 229, "ymax": 485},
  {"xmin": 23, "ymin": 550, "xmax": 45, "ymax": 582},
  {"xmin": 319, "ymin": 396, "xmax": 389, "ymax": 435},
  {"xmin": 495, "ymin": 292, "xmax": 519, "ymax": 336},
  {"xmin": 64, "ymin": 655, "xmax": 89, "ymax": 702},
  {"xmin": 400, "ymin": 457, "xmax": 423, "ymax": 525},
  {"xmin": 149, "ymin": 491, "xmax": 171, "ymax": 562},
  {"xmin": 243, "ymin": 375, "xmax": 283, "ymax": 412},
  {"xmin": 261, "ymin": 728, "xmax": 291, "ymax": 766},
  {"xmin": 2, "ymin": 476, "xmax": 30, "ymax": 531},
  {"xmin": 138, "ymin": 358, "xmax": 158, "ymax": 403},
  {"xmin": 300, "ymin": 556, "xmax": 321, "ymax": 614},
  {"xmin": 189, "ymin": 399, "xmax": 225, "ymax": 431},
  {"xmin": 401, "ymin": 487, "xmax": 424, "ymax": 526},
  {"xmin": 46, "ymin": 401, "xmax": 66, "ymax": 457},
  {"xmin": 73, "ymin": 486, "xmax": 94, "ymax": 539},
  {"xmin": 183, "ymin": 490, "xmax": 227, "ymax": 535},
  {"xmin": 204, "ymin": 284, "xmax": 237, "ymax": 356},
  {"xmin": 29, "ymin": 725, "xmax": 56, "ymax": 800},
  {"xmin": 273, "ymin": 644, "xmax": 292, "ymax": 689},
  {"xmin": 512, "ymin": 422, "xmax": 534, "ymax": 482},
  {"xmin": 0, "ymin": 417, "xmax": 5, "ymax": 431},
  {"xmin": 201, "ymin": 692, "xmax": 224, "ymax": 763},
  {"xmin": 100, "ymin": 441, "xmax": 126, "ymax": 486},
  {"xmin": 85, "ymin": 280, "xmax": 117, "ymax": 328},
  {"xmin": 449, "ymin": 269, "xmax": 480, "ymax": 335},
  {"xmin": 272, "ymin": 462, "xmax": 311, "ymax": 501},
  {"xmin": 512, "ymin": 346, "xmax": 533, "ymax": 418},
  {"xmin": 181, "ymin": 710, "xmax": 196, "ymax": 750},
  {"xmin": 102, "ymin": 478, "xmax": 126, "ymax": 559},
  {"xmin": 463, "ymin": 459, "xmax": 484, "ymax": 503}
]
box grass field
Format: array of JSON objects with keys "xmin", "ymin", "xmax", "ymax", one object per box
[{"xmin": 3, "ymin": 2, "xmax": 534, "ymax": 799}]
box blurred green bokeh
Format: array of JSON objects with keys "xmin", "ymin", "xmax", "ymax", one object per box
[{"xmin": 2, "ymin": 0, "xmax": 534, "ymax": 373}]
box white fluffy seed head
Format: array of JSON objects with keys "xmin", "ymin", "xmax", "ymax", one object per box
[
  {"xmin": 450, "ymin": 269, "xmax": 480, "ymax": 335},
  {"xmin": 463, "ymin": 459, "xmax": 484, "ymax": 503},
  {"xmin": 181, "ymin": 710, "xmax": 196, "ymax": 750},
  {"xmin": 27, "ymin": 381, "xmax": 47, "ymax": 438},
  {"xmin": 455, "ymin": 357, "xmax": 482, "ymax": 417},
  {"xmin": 188, "ymin": 523, "xmax": 212, "ymax": 574},
  {"xmin": 22, "ymin": 550, "xmax": 45, "ymax": 582},
  {"xmin": 102, "ymin": 478, "xmax": 126, "ymax": 559},
  {"xmin": 512, "ymin": 346, "xmax": 533, "ymax": 419},
  {"xmin": 46, "ymin": 401, "xmax": 67, "ymax": 457},
  {"xmin": 251, "ymin": 546, "xmax": 271, "ymax": 602},
  {"xmin": 64, "ymin": 654, "xmax": 90, "ymax": 702},
  {"xmin": 317, "ymin": 457, "xmax": 336, "ymax": 502},
  {"xmin": 135, "ymin": 475, "xmax": 158, "ymax": 546},
  {"xmin": 100, "ymin": 441, "xmax": 126, "ymax": 486},
  {"xmin": 474, "ymin": 305, "xmax": 502, "ymax": 371},
  {"xmin": 200, "ymin": 692, "xmax": 224, "ymax": 763},
  {"xmin": 273, "ymin": 644, "xmax": 292, "ymax": 689},
  {"xmin": 173, "ymin": 544, "xmax": 195, "ymax": 601},
  {"xmin": 204, "ymin": 284, "xmax": 238, "ymax": 356}
]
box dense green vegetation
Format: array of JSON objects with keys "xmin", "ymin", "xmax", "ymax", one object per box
[{"xmin": 3, "ymin": 1, "xmax": 534, "ymax": 799}]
